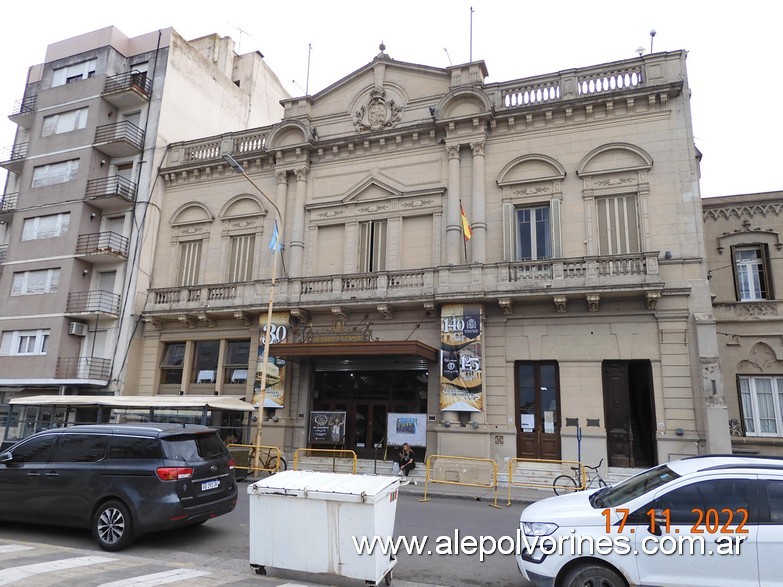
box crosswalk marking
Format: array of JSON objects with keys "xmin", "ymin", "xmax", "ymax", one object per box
[
  {"xmin": 0, "ymin": 555, "xmax": 117, "ymax": 585},
  {"xmin": 0, "ymin": 545, "xmax": 34, "ymax": 554},
  {"xmin": 97, "ymin": 568, "xmax": 211, "ymax": 586}
]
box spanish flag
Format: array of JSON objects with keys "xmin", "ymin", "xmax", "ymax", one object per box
[{"xmin": 460, "ymin": 204, "xmax": 472, "ymax": 241}]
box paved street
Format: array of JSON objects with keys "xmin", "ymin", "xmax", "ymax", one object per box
[{"xmin": 0, "ymin": 477, "xmax": 542, "ymax": 586}]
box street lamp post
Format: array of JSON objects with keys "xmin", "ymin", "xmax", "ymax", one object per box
[{"xmin": 223, "ymin": 153, "xmax": 284, "ymax": 475}]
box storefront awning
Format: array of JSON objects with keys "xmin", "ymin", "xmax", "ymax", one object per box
[
  {"xmin": 271, "ymin": 341, "xmax": 439, "ymax": 362},
  {"xmin": 9, "ymin": 395, "xmax": 256, "ymax": 412}
]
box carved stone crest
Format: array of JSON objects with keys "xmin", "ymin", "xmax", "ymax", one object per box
[{"xmin": 354, "ymin": 89, "xmax": 403, "ymax": 133}]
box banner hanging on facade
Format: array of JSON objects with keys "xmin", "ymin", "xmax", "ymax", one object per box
[
  {"xmin": 439, "ymin": 303, "xmax": 483, "ymax": 412},
  {"xmin": 254, "ymin": 312, "xmax": 290, "ymax": 409}
]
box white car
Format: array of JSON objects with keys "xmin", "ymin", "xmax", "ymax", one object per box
[{"xmin": 516, "ymin": 455, "xmax": 783, "ymax": 587}]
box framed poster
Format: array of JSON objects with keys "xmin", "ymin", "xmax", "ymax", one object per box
[
  {"xmin": 309, "ymin": 410, "xmax": 346, "ymax": 444},
  {"xmin": 387, "ymin": 412, "xmax": 427, "ymax": 447}
]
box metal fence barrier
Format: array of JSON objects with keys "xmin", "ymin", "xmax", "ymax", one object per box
[
  {"xmin": 506, "ymin": 457, "xmax": 585, "ymax": 506},
  {"xmin": 227, "ymin": 443, "xmax": 283, "ymax": 476},
  {"xmin": 293, "ymin": 448, "xmax": 358, "ymax": 473},
  {"xmin": 420, "ymin": 454, "xmax": 501, "ymax": 509}
]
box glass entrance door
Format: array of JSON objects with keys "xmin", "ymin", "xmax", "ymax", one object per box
[{"xmin": 515, "ymin": 361, "xmax": 561, "ymax": 460}]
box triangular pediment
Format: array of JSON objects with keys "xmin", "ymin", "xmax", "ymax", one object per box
[{"xmin": 342, "ymin": 170, "xmax": 407, "ymax": 204}]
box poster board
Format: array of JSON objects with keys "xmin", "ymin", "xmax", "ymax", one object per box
[
  {"xmin": 309, "ymin": 410, "xmax": 346, "ymax": 444},
  {"xmin": 387, "ymin": 412, "xmax": 427, "ymax": 448}
]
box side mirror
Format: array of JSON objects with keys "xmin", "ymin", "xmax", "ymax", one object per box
[
  {"xmin": 0, "ymin": 451, "xmax": 12, "ymax": 464},
  {"xmin": 647, "ymin": 508, "xmax": 665, "ymax": 536}
]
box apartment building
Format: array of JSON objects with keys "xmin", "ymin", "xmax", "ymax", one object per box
[
  {"xmin": 703, "ymin": 191, "xmax": 783, "ymax": 456},
  {"xmin": 0, "ymin": 26, "xmax": 288, "ymax": 435},
  {"xmin": 136, "ymin": 46, "xmax": 729, "ymax": 472}
]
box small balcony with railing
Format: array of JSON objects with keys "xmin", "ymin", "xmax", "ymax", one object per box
[
  {"xmin": 0, "ymin": 142, "xmax": 28, "ymax": 174},
  {"xmin": 9, "ymin": 95, "xmax": 37, "ymax": 128},
  {"xmin": 0, "ymin": 192, "xmax": 18, "ymax": 221},
  {"xmin": 102, "ymin": 71, "xmax": 152, "ymax": 109},
  {"xmin": 94, "ymin": 121, "xmax": 144, "ymax": 157},
  {"xmin": 84, "ymin": 176, "xmax": 137, "ymax": 211},
  {"xmin": 0, "ymin": 244, "xmax": 7, "ymax": 272},
  {"xmin": 65, "ymin": 290, "xmax": 121, "ymax": 317},
  {"xmin": 55, "ymin": 356, "xmax": 111, "ymax": 383},
  {"xmin": 75, "ymin": 231, "xmax": 129, "ymax": 264}
]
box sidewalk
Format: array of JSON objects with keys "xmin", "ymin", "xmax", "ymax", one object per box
[{"xmin": 394, "ymin": 475, "xmax": 554, "ymax": 507}]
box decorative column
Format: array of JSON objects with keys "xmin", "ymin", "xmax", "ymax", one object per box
[
  {"xmin": 274, "ymin": 170, "xmax": 288, "ymax": 278},
  {"xmin": 446, "ymin": 143, "xmax": 461, "ymax": 266},
  {"xmin": 288, "ymin": 166, "xmax": 309, "ymax": 277},
  {"xmin": 470, "ymin": 140, "xmax": 486, "ymax": 264}
]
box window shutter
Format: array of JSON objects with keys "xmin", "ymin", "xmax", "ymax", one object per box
[
  {"xmin": 179, "ymin": 241, "xmax": 202, "ymax": 286},
  {"xmin": 550, "ymin": 198, "xmax": 562, "ymax": 258},
  {"xmin": 502, "ymin": 203, "xmax": 516, "ymax": 261}
]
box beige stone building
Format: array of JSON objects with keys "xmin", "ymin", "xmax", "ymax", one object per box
[
  {"xmin": 0, "ymin": 26, "xmax": 288, "ymax": 444},
  {"xmin": 703, "ymin": 191, "xmax": 783, "ymax": 456},
  {"xmin": 136, "ymin": 46, "xmax": 728, "ymax": 475}
]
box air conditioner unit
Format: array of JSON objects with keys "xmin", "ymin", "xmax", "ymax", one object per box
[{"xmin": 68, "ymin": 322, "xmax": 88, "ymax": 336}]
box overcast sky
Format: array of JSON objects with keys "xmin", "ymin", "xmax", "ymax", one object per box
[{"xmin": 1, "ymin": 0, "xmax": 779, "ymax": 199}]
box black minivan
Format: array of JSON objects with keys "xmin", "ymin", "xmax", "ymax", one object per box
[{"xmin": 0, "ymin": 423, "xmax": 237, "ymax": 551}]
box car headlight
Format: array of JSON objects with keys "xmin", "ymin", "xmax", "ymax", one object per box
[{"xmin": 521, "ymin": 521, "xmax": 559, "ymax": 536}]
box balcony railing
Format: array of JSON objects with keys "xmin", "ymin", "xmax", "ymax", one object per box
[
  {"xmin": 0, "ymin": 192, "xmax": 18, "ymax": 218},
  {"xmin": 145, "ymin": 253, "xmax": 661, "ymax": 317},
  {"xmin": 103, "ymin": 71, "xmax": 152, "ymax": 98},
  {"xmin": 66, "ymin": 290, "xmax": 121, "ymax": 315},
  {"xmin": 94, "ymin": 121, "xmax": 144, "ymax": 156},
  {"xmin": 0, "ymin": 143, "xmax": 28, "ymax": 173},
  {"xmin": 0, "ymin": 244, "xmax": 7, "ymax": 265},
  {"xmin": 75, "ymin": 231, "xmax": 129, "ymax": 258},
  {"xmin": 84, "ymin": 176, "xmax": 137, "ymax": 209},
  {"xmin": 56, "ymin": 357, "xmax": 111, "ymax": 381},
  {"xmin": 10, "ymin": 95, "xmax": 37, "ymax": 116}
]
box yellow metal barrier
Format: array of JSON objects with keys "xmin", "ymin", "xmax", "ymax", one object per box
[
  {"xmin": 506, "ymin": 458, "xmax": 585, "ymax": 506},
  {"xmin": 293, "ymin": 448, "xmax": 358, "ymax": 473},
  {"xmin": 228, "ymin": 444, "xmax": 284, "ymax": 475},
  {"xmin": 420, "ymin": 454, "xmax": 502, "ymax": 509}
]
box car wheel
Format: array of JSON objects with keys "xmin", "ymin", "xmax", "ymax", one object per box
[
  {"xmin": 561, "ymin": 563, "xmax": 626, "ymax": 587},
  {"xmin": 553, "ymin": 474, "xmax": 578, "ymax": 495},
  {"xmin": 93, "ymin": 500, "xmax": 134, "ymax": 551}
]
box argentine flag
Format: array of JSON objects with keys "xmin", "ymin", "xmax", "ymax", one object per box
[{"xmin": 269, "ymin": 220, "xmax": 282, "ymax": 252}]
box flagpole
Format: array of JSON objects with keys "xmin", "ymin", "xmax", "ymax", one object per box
[{"xmin": 222, "ymin": 154, "xmax": 285, "ymax": 476}]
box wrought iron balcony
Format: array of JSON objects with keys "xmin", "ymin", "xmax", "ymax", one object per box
[
  {"xmin": 102, "ymin": 71, "xmax": 152, "ymax": 109},
  {"xmin": 0, "ymin": 143, "xmax": 28, "ymax": 173},
  {"xmin": 75, "ymin": 231, "xmax": 129, "ymax": 262},
  {"xmin": 9, "ymin": 95, "xmax": 37, "ymax": 128},
  {"xmin": 56, "ymin": 356, "xmax": 111, "ymax": 382},
  {"xmin": 94, "ymin": 121, "xmax": 144, "ymax": 157},
  {"xmin": 0, "ymin": 192, "xmax": 18, "ymax": 221},
  {"xmin": 66, "ymin": 290, "xmax": 121, "ymax": 316},
  {"xmin": 84, "ymin": 176, "xmax": 137, "ymax": 211}
]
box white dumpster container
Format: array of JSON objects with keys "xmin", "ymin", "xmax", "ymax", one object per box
[{"xmin": 248, "ymin": 470, "xmax": 400, "ymax": 586}]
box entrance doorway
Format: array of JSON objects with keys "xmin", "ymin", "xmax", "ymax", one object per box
[
  {"xmin": 515, "ymin": 361, "xmax": 561, "ymax": 460},
  {"xmin": 602, "ymin": 360, "xmax": 656, "ymax": 468},
  {"xmin": 312, "ymin": 366, "xmax": 427, "ymax": 458}
]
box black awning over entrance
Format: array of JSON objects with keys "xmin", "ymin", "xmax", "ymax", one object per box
[{"xmin": 271, "ymin": 340, "xmax": 438, "ymax": 362}]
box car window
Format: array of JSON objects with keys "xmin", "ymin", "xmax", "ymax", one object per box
[
  {"xmin": 108, "ymin": 436, "xmax": 163, "ymax": 460},
  {"xmin": 52, "ymin": 434, "xmax": 107, "ymax": 463},
  {"xmin": 597, "ymin": 464, "xmax": 680, "ymax": 507},
  {"xmin": 630, "ymin": 478, "xmax": 756, "ymax": 524},
  {"xmin": 10, "ymin": 435, "xmax": 57, "ymax": 463},
  {"xmin": 766, "ymin": 480, "xmax": 783, "ymax": 524},
  {"xmin": 163, "ymin": 433, "xmax": 227, "ymax": 462}
]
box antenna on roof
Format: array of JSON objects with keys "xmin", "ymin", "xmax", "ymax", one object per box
[
  {"xmin": 469, "ymin": 6, "xmax": 475, "ymax": 62},
  {"xmin": 305, "ymin": 43, "xmax": 312, "ymax": 96},
  {"xmin": 228, "ymin": 22, "xmax": 251, "ymax": 53}
]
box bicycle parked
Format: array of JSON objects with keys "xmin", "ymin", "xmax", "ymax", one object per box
[{"xmin": 552, "ymin": 458, "xmax": 607, "ymax": 495}]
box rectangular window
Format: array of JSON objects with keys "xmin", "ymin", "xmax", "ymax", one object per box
[
  {"xmin": 739, "ymin": 376, "xmax": 783, "ymax": 436},
  {"xmin": 193, "ymin": 340, "xmax": 220, "ymax": 384},
  {"xmin": 32, "ymin": 159, "xmax": 79, "ymax": 188},
  {"xmin": 0, "ymin": 329, "xmax": 50, "ymax": 356},
  {"xmin": 11, "ymin": 269, "xmax": 60, "ymax": 295},
  {"xmin": 224, "ymin": 340, "xmax": 250, "ymax": 384},
  {"xmin": 41, "ymin": 107, "xmax": 88, "ymax": 137},
  {"xmin": 517, "ymin": 206, "xmax": 551, "ymax": 260},
  {"xmin": 178, "ymin": 241, "xmax": 202, "ymax": 286},
  {"xmin": 228, "ymin": 235, "xmax": 255, "ymax": 282},
  {"xmin": 22, "ymin": 213, "xmax": 70, "ymax": 241},
  {"xmin": 358, "ymin": 220, "xmax": 387, "ymax": 272},
  {"xmin": 597, "ymin": 195, "xmax": 640, "ymax": 255},
  {"xmin": 160, "ymin": 342, "xmax": 186, "ymax": 385},
  {"xmin": 734, "ymin": 245, "xmax": 771, "ymax": 301},
  {"xmin": 52, "ymin": 59, "xmax": 97, "ymax": 87}
]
